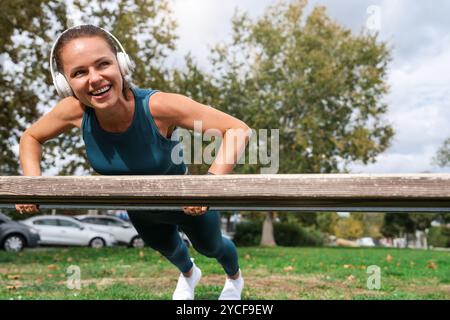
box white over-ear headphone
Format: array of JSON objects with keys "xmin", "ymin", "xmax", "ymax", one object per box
[{"xmin": 49, "ymin": 25, "xmax": 134, "ymax": 98}]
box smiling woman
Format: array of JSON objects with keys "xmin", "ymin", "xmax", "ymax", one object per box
[{"xmin": 15, "ymin": 24, "xmax": 251, "ymax": 300}]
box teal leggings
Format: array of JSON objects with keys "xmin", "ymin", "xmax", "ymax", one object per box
[{"xmin": 127, "ymin": 210, "xmax": 239, "ymax": 276}]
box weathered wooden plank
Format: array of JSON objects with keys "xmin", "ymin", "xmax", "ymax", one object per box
[{"xmin": 1, "ymin": 174, "xmax": 450, "ymax": 211}]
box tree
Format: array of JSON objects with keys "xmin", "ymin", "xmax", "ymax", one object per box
[
  {"xmin": 432, "ymin": 137, "xmax": 450, "ymax": 168},
  {"xmin": 0, "ymin": 0, "xmax": 67, "ymax": 175},
  {"xmin": 380, "ymin": 212, "xmax": 414, "ymax": 238},
  {"xmin": 317, "ymin": 211, "xmax": 339, "ymax": 235},
  {"xmin": 207, "ymin": 0, "xmax": 394, "ymax": 245},
  {"xmin": 1, "ymin": 0, "xmax": 178, "ymax": 175},
  {"xmin": 352, "ymin": 212, "xmax": 384, "ymax": 239},
  {"xmin": 334, "ymin": 216, "xmax": 364, "ymax": 240}
]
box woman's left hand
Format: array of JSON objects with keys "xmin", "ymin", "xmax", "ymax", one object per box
[{"xmin": 183, "ymin": 206, "xmax": 209, "ymax": 216}]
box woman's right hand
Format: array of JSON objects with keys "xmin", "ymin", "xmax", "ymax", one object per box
[{"xmin": 15, "ymin": 204, "xmax": 40, "ymax": 214}]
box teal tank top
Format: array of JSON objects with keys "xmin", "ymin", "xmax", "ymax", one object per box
[{"xmin": 81, "ymin": 87, "xmax": 187, "ymax": 175}]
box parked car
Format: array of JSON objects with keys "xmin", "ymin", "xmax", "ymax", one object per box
[
  {"xmin": 357, "ymin": 237, "xmax": 376, "ymax": 247},
  {"xmin": 22, "ymin": 215, "xmax": 116, "ymax": 248},
  {"xmin": 0, "ymin": 213, "xmax": 40, "ymax": 252},
  {"xmin": 75, "ymin": 215, "xmax": 144, "ymax": 248}
]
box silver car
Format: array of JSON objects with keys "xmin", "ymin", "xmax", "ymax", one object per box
[
  {"xmin": 22, "ymin": 215, "xmax": 116, "ymax": 248},
  {"xmin": 0, "ymin": 213, "xmax": 40, "ymax": 252},
  {"xmin": 75, "ymin": 215, "xmax": 144, "ymax": 248}
]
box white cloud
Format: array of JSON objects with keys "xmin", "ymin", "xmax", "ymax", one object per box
[{"xmin": 169, "ymin": 0, "xmax": 274, "ymax": 69}]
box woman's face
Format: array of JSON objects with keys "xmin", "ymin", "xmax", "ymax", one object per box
[{"xmin": 60, "ymin": 36, "xmax": 124, "ymax": 108}]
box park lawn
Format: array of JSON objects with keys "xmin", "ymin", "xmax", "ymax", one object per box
[{"xmin": 0, "ymin": 246, "xmax": 449, "ymax": 300}]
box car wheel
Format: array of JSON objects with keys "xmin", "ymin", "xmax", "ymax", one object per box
[
  {"xmin": 130, "ymin": 236, "xmax": 144, "ymax": 248},
  {"xmin": 3, "ymin": 234, "xmax": 26, "ymax": 252},
  {"xmin": 89, "ymin": 237, "xmax": 105, "ymax": 248}
]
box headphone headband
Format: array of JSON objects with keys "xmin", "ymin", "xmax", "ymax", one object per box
[{"xmin": 49, "ymin": 24, "xmax": 133, "ymax": 98}]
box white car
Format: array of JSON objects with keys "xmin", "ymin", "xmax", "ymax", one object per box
[
  {"xmin": 75, "ymin": 215, "xmax": 144, "ymax": 248},
  {"xmin": 22, "ymin": 215, "xmax": 116, "ymax": 248},
  {"xmin": 357, "ymin": 237, "xmax": 376, "ymax": 247}
]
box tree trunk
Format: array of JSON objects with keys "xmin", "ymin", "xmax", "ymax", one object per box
[
  {"xmin": 226, "ymin": 215, "xmax": 232, "ymax": 233},
  {"xmin": 260, "ymin": 211, "xmax": 277, "ymax": 247}
]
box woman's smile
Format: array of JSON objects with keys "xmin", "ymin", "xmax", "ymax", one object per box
[{"xmin": 89, "ymin": 84, "xmax": 113, "ymax": 101}]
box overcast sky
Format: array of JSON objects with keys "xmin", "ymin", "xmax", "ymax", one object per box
[{"xmin": 170, "ymin": 0, "xmax": 450, "ymax": 174}]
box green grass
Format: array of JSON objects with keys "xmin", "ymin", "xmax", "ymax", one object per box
[{"xmin": 0, "ymin": 246, "xmax": 449, "ymax": 300}]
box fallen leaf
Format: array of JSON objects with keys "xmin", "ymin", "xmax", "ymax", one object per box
[
  {"xmin": 47, "ymin": 264, "xmax": 58, "ymax": 270},
  {"xmin": 347, "ymin": 275, "xmax": 355, "ymax": 282},
  {"xmin": 396, "ymin": 262, "xmax": 401, "ymax": 267},
  {"xmin": 343, "ymin": 264, "xmax": 354, "ymax": 269},
  {"xmin": 283, "ymin": 266, "xmax": 294, "ymax": 272},
  {"xmin": 360, "ymin": 266, "xmax": 366, "ymax": 270},
  {"xmin": 386, "ymin": 254, "xmax": 393, "ymax": 263},
  {"xmin": 139, "ymin": 251, "xmax": 145, "ymax": 258},
  {"xmin": 7, "ymin": 275, "xmax": 21, "ymax": 280},
  {"xmin": 67, "ymin": 257, "xmax": 73, "ymax": 262},
  {"xmin": 244, "ymin": 254, "xmax": 251, "ymax": 260},
  {"xmin": 427, "ymin": 261, "xmax": 437, "ymax": 269}
]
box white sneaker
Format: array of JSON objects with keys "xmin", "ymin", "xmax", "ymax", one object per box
[
  {"xmin": 172, "ymin": 260, "xmax": 202, "ymax": 300},
  {"xmin": 218, "ymin": 269, "xmax": 244, "ymax": 300}
]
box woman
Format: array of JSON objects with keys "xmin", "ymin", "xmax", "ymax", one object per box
[{"xmin": 15, "ymin": 24, "xmax": 250, "ymax": 300}]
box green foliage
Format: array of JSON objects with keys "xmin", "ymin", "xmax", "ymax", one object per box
[
  {"xmin": 274, "ymin": 223, "xmax": 324, "ymax": 246},
  {"xmin": 428, "ymin": 226, "xmax": 450, "ymax": 248},
  {"xmin": 0, "ymin": 0, "xmax": 66, "ymax": 175},
  {"xmin": 316, "ymin": 211, "xmax": 340, "ymax": 234},
  {"xmin": 381, "ymin": 212, "xmax": 438, "ymax": 238},
  {"xmin": 334, "ymin": 216, "xmax": 364, "ymax": 240},
  {"xmin": 432, "ymin": 137, "xmax": 450, "ymax": 168},
  {"xmin": 207, "ymin": 0, "xmax": 394, "ymax": 174},
  {"xmin": 280, "ymin": 211, "xmax": 318, "ymax": 227},
  {"xmin": 233, "ymin": 221, "xmax": 262, "ymax": 246},
  {"xmin": 381, "ymin": 212, "xmax": 414, "ymax": 237},
  {"xmin": 351, "ymin": 212, "xmax": 384, "ymax": 238},
  {"xmin": 233, "ymin": 221, "xmax": 324, "ymax": 247}
]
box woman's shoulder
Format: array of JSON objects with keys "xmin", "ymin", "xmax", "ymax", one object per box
[
  {"xmin": 53, "ymin": 96, "xmax": 85, "ymax": 128},
  {"xmin": 147, "ymin": 91, "xmax": 181, "ymax": 119}
]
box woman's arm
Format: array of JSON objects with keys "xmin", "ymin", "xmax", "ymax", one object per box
[
  {"xmin": 150, "ymin": 92, "xmax": 252, "ymax": 175},
  {"xmin": 16, "ymin": 97, "xmax": 83, "ymax": 213},
  {"xmin": 150, "ymin": 92, "xmax": 251, "ymax": 216}
]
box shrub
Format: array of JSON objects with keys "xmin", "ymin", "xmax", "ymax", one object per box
[
  {"xmin": 233, "ymin": 221, "xmax": 324, "ymax": 247},
  {"xmin": 274, "ymin": 223, "xmax": 324, "ymax": 247},
  {"xmin": 233, "ymin": 221, "xmax": 262, "ymax": 246},
  {"xmin": 428, "ymin": 226, "xmax": 450, "ymax": 248}
]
